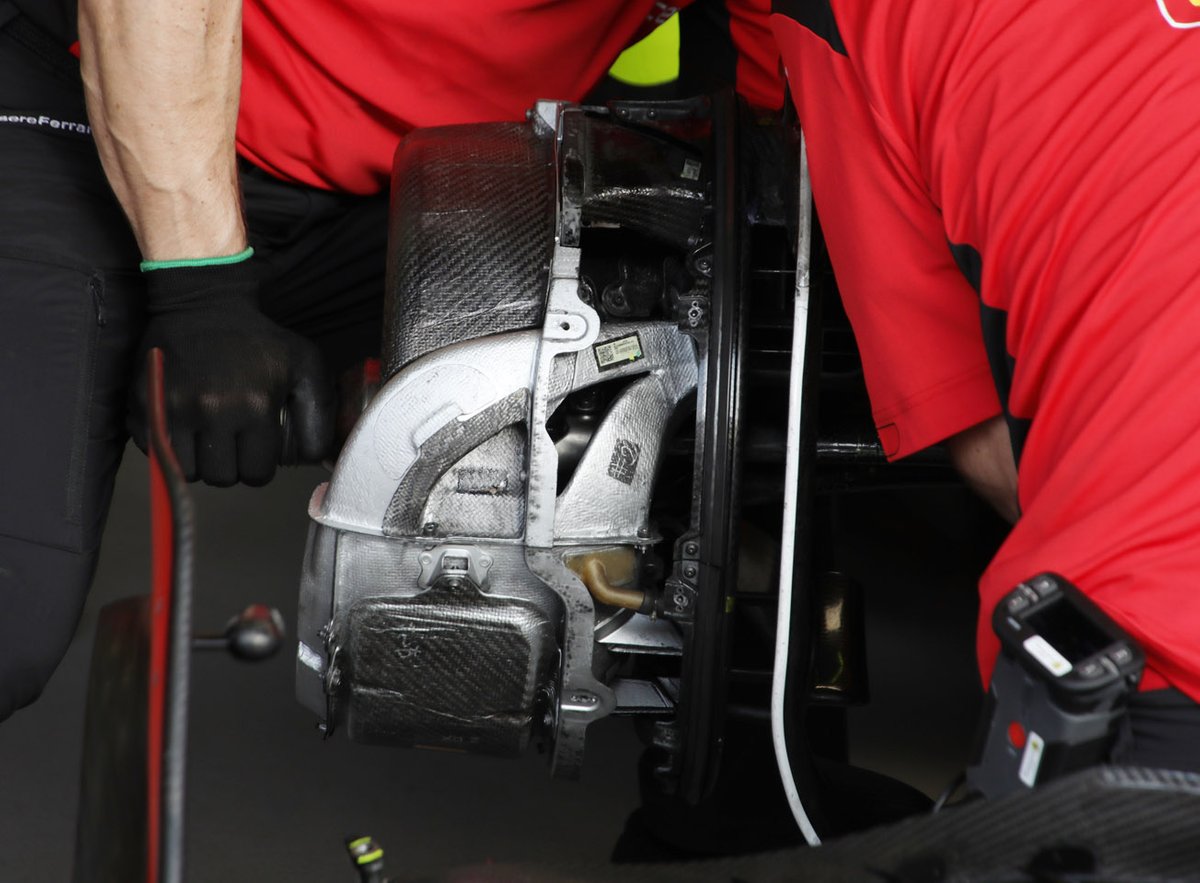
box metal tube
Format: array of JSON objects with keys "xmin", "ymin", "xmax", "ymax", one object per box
[{"xmin": 578, "ymin": 557, "xmax": 646, "ymax": 611}]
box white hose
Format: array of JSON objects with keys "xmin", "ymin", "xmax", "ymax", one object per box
[{"xmin": 770, "ymin": 133, "xmax": 822, "ymax": 847}]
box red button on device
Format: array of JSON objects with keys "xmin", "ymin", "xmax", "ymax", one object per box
[{"xmin": 1008, "ymin": 721, "xmax": 1027, "ymax": 750}]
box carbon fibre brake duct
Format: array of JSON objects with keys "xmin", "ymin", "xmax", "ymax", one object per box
[{"xmin": 294, "ymin": 98, "xmax": 717, "ymax": 776}]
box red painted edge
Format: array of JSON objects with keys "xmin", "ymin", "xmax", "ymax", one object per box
[{"xmin": 146, "ymin": 351, "xmax": 173, "ymax": 883}]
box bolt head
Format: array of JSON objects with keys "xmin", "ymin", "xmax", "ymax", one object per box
[{"xmin": 684, "ymin": 565, "xmax": 697, "ymax": 578}]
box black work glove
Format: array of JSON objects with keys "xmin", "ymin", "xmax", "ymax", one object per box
[{"xmin": 130, "ymin": 258, "xmax": 334, "ymax": 486}]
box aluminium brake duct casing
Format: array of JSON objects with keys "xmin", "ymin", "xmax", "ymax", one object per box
[{"xmin": 295, "ymin": 100, "xmax": 709, "ymax": 776}]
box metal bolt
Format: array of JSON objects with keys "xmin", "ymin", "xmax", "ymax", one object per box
[
  {"xmin": 684, "ymin": 542, "xmax": 699, "ymax": 556},
  {"xmin": 421, "ymin": 522, "xmax": 439, "ymax": 536},
  {"xmin": 637, "ymin": 526, "xmax": 651, "ymax": 538},
  {"xmin": 684, "ymin": 565, "xmax": 697, "ymax": 579},
  {"xmin": 673, "ymin": 592, "xmax": 690, "ymax": 608}
]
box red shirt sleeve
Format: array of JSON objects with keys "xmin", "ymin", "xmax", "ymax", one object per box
[
  {"xmin": 770, "ymin": 13, "xmax": 999, "ymax": 459},
  {"xmin": 725, "ymin": 0, "xmax": 786, "ymax": 110}
]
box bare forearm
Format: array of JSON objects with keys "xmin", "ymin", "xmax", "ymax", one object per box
[
  {"xmin": 78, "ymin": 0, "xmax": 246, "ymax": 261},
  {"xmin": 945, "ymin": 414, "xmax": 1020, "ymax": 523}
]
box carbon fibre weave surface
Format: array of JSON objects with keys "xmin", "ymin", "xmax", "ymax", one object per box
[
  {"xmin": 338, "ymin": 588, "xmax": 556, "ymax": 756},
  {"xmin": 394, "ymin": 767, "xmax": 1200, "ymax": 881},
  {"xmin": 581, "ymin": 117, "xmax": 709, "ymax": 250},
  {"xmin": 384, "ymin": 123, "xmax": 555, "ymax": 377},
  {"xmin": 381, "ymin": 390, "xmax": 530, "ymax": 537},
  {"xmin": 419, "ymin": 426, "xmax": 528, "ymax": 540}
]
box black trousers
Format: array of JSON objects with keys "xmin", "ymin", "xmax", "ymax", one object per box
[{"xmin": 0, "ymin": 22, "xmax": 386, "ymax": 722}]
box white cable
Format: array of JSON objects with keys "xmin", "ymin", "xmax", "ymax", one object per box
[{"xmin": 771, "ymin": 133, "xmax": 822, "ymax": 847}]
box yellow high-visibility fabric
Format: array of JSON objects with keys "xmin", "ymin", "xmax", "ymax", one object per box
[{"xmin": 608, "ymin": 13, "xmax": 680, "ymax": 86}]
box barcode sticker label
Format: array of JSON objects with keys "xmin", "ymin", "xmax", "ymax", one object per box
[
  {"xmin": 1018, "ymin": 731, "xmax": 1045, "ymax": 787},
  {"xmin": 594, "ymin": 333, "xmax": 645, "ymax": 371}
]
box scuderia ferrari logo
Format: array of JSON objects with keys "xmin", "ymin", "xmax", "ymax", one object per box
[{"xmin": 1157, "ymin": 0, "xmax": 1200, "ymax": 28}]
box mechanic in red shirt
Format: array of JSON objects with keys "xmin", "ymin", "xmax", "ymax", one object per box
[
  {"xmin": 0, "ymin": 0, "xmax": 781, "ymax": 721},
  {"xmin": 772, "ymin": 0, "xmax": 1200, "ymax": 770}
]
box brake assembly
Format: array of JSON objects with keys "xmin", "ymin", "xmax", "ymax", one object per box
[{"xmin": 294, "ymin": 96, "xmax": 732, "ymax": 777}]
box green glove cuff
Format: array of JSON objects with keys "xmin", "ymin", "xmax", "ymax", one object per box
[{"xmin": 140, "ymin": 246, "xmax": 255, "ymax": 273}]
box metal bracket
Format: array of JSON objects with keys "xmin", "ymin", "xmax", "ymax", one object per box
[
  {"xmin": 525, "ymin": 549, "xmax": 616, "ymax": 778},
  {"xmin": 416, "ymin": 545, "xmax": 495, "ymax": 592},
  {"xmin": 675, "ymin": 292, "xmax": 711, "ymax": 331},
  {"xmin": 529, "ymin": 99, "xmax": 561, "ymax": 138},
  {"xmin": 662, "ymin": 534, "xmax": 701, "ymax": 622},
  {"xmin": 525, "ymin": 245, "xmax": 600, "ymax": 551}
]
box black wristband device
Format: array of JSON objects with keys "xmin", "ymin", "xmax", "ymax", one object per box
[{"xmin": 966, "ymin": 573, "xmax": 1144, "ymax": 798}]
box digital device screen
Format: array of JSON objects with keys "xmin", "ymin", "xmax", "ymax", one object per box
[{"xmin": 1024, "ymin": 599, "xmax": 1114, "ymax": 664}]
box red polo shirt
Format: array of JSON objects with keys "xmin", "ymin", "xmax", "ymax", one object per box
[
  {"xmin": 772, "ymin": 1, "xmax": 1200, "ymax": 699},
  {"xmin": 238, "ymin": 0, "xmax": 783, "ymax": 194}
]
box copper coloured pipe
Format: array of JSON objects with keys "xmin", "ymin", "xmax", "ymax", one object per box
[{"xmin": 566, "ymin": 549, "xmax": 646, "ymax": 612}]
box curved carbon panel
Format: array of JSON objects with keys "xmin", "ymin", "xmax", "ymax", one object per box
[
  {"xmin": 381, "ymin": 389, "xmax": 530, "ymax": 537},
  {"xmin": 390, "ymin": 767, "xmax": 1200, "ymax": 881},
  {"xmin": 336, "ymin": 587, "xmax": 556, "ymax": 756},
  {"xmin": 384, "ymin": 123, "xmax": 555, "ymax": 377},
  {"xmin": 581, "ymin": 117, "xmax": 709, "ymax": 250}
]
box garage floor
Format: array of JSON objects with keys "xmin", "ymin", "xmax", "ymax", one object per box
[{"xmin": 0, "ymin": 445, "xmax": 999, "ymax": 882}]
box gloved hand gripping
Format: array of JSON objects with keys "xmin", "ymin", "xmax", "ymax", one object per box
[{"xmin": 129, "ymin": 259, "xmax": 334, "ymax": 485}]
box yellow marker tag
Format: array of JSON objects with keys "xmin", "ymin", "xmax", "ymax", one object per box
[
  {"xmin": 357, "ymin": 849, "xmax": 384, "ymax": 865},
  {"xmin": 608, "ymin": 14, "xmax": 681, "ymax": 87},
  {"xmin": 725, "ymin": 595, "xmax": 735, "ymax": 614}
]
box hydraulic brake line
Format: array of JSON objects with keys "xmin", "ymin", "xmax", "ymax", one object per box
[{"xmin": 771, "ymin": 134, "xmax": 822, "ymax": 848}]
